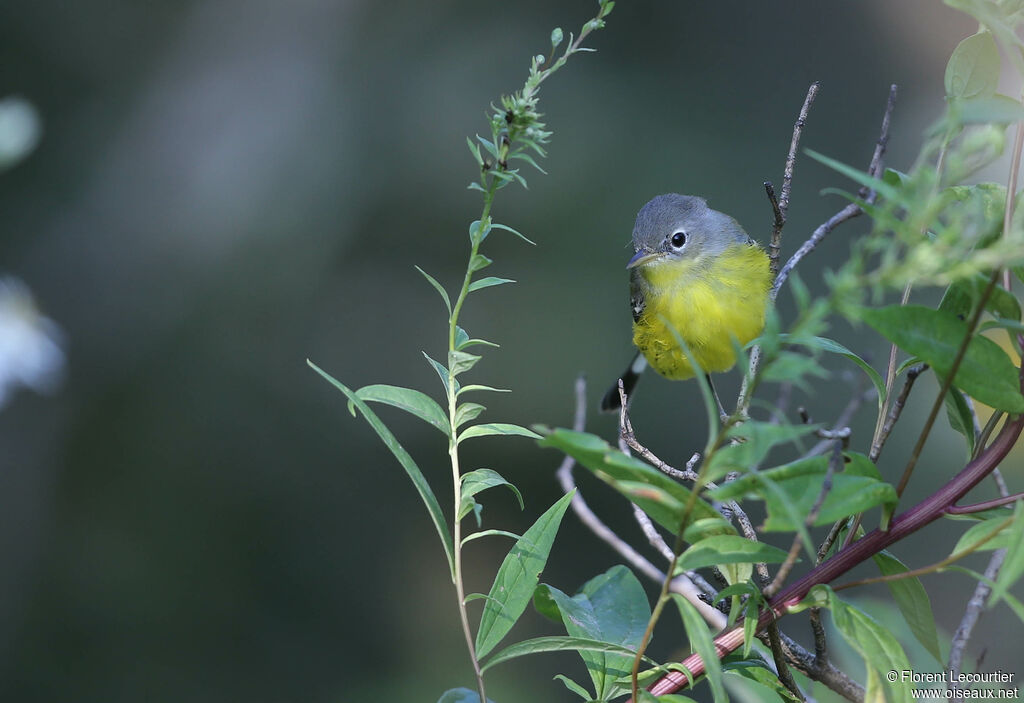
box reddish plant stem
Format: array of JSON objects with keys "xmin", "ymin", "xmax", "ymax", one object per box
[{"xmin": 644, "ymin": 403, "xmax": 1024, "ymax": 699}]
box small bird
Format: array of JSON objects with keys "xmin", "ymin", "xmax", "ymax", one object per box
[{"xmin": 600, "ymin": 194, "xmax": 772, "ymax": 412}]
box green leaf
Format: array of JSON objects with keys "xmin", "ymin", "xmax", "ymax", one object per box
[
  {"xmin": 470, "ymin": 254, "xmax": 493, "ymax": 272},
  {"xmin": 676, "ymin": 536, "xmax": 790, "ymax": 572},
  {"xmin": 459, "ymin": 423, "xmax": 541, "ymax": 443},
  {"xmin": 705, "ymin": 420, "xmax": 820, "ymax": 483},
  {"xmin": 954, "ymin": 515, "xmax": 1014, "ymax": 554},
  {"xmin": 945, "ymin": 31, "xmax": 1000, "ymax": 99},
  {"xmin": 553, "ymin": 673, "xmax": 592, "ymax": 701},
  {"xmin": 945, "ymin": 389, "xmax": 977, "ymax": 455},
  {"xmin": 414, "ymin": 266, "xmax": 452, "ymax": 315},
  {"xmin": 436, "ymin": 688, "xmax": 494, "ymax": 703},
  {"xmin": 948, "ymin": 565, "xmax": 1024, "ymax": 625},
  {"xmin": 859, "ymin": 305, "xmax": 1024, "ymax": 412},
  {"xmin": 939, "ymin": 274, "xmax": 1021, "ymax": 322},
  {"xmin": 490, "ymin": 222, "xmax": 536, "ymax": 245},
  {"xmin": 353, "ymin": 384, "xmax": 450, "ymax": 436},
  {"xmin": 481, "ymin": 635, "xmax": 647, "ymax": 673},
  {"xmin": 461, "ymin": 468, "xmax": 524, "ymax": 511},
  {"xmin": 466, "ymin": 136, "xmax": 484, "ymax": 166},
  {"xmin": 461, "ymin": 529, "xmax": 520, "ymax": 546},
  {"xmin": 788, "ymin": 335, "xmax": 886, "ymax": 412},
  {"xmin": 475, "ymin": 491, "xmax": 574, "ymax": 659},
  {"xmin": 308, "ymin": 361, "xmax": 454, "ymax": 577},
  {"xmin": 449, "ymin": 350, "xmax": 482, "ymax": 376},
  {"xmin": 707, "ymin": 454, "xmax": 897, "ymax": 531},
  {"xmin": 458, "ymin": 384, "xmax": 511, "ymax": 395},
  {"xmin": 895, "ymin": 356, "xmax": 924, "ymax": 378},
  {"xmin": 681, "ymin": 517, "xmax": 736, "ymax": 543},
  {"xmin": 723, "ymin": 660, "xmax": 803, "ymax": 703},
  {"xmin": 988, "ymin": 501, "xmax": 1024, "ymax": 610},
  {"xmin": 809, "ymin": 585, "xmax": 912, "ymax": 703},
  {"xmin": 872, "ymin": 550, "xmax": 943, "ymax": 663},
  {"xmin": 671, "ymin": 594, "xmax": 727, "ymax": 703},
  {"xmin": 947, "ymin": 94, "xmax": 1024, "ymax": 125},
  {"xmin": 423, "ymin": 351, "xmax": 458, "ymax": 394},
  {"xmin": 538, "ymin": 566, "xmax": 651, "ymax": 699},
  {"xmin": 454, "ymin": 402, "xmax": 486, "ymax": 428},
  {"xmin": 550, "ymin": 26, "xmax": 564, "ymax": 49},
  {"xmin": 805, "ymin": 149, "xmax": 905, "ymax": 204},
  {"xmin": 468, "ymin": 276, "xmax": 516, "ymax": 293},
  {"xmin": 537, "ymin": 428, "xmax": 721, "ymax": 534}
]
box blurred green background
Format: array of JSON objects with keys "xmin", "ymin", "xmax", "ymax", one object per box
[{"xmin": 1, "ymin": 1, "xmax": 1022, "ymax": 701}]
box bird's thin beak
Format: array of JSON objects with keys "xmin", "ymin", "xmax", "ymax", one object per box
[{"xmin": 627, "ymin": 250, "xmax": 661, "ymax": 269}]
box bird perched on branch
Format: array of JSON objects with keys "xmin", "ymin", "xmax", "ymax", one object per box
[{"xmin": 600, "ymin": 194, "xmax": 772, "ymax": 412}]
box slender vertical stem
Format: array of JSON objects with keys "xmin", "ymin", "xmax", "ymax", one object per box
[{"xmin": 447, "ymin": 182, "xmax": 497, "ymax": 703}]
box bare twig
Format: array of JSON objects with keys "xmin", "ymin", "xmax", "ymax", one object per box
[
  {"xmin": 767, "ymin": 81, "xmax": 821, "ymax": 276},
  {"xmin": 618, "ymin": 381, "xmax": 700, "ymax": 481},
  {"xmin": 946, "ymin": 492, "xmax": 1024, "ymax": 515},
  {"xmin": 632, "ymin": 504, "xmax": 675, "ymax": 562},
  {"xmin": 844, "ymin": 362, "xmax": 926, "ymax": 549},
  {"xmin": 767, "ymin": 621, "xmax": 806, "ymax": 701},
  {"xmin": 769, "ymin": 631, "xmax": 864, "ymax": 703},
  {"xmin": 975, "ymin": 411, "xmax": 1005, "ymax": 458},
  {"xmin": 809, "ymin": 608, "xmax": 828, "ymax": 668},
  {"xmin": 870, "ymin": 363, "xmax": 926, "ymax": 463},
  {"xmin": 557, "ymin": 377, "xmax": 665, "ymax": 584},
  {"xmin": 864, "ymin": 84, "xmax": 898, "ymax": 184}
]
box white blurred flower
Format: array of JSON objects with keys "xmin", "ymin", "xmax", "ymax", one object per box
[
  {"xmin": 0, "ymin": 278, "xmax": 64, "ymax": 408},
  {"xmin": 0, "ymin": 97, "xmax": 41, "ymax": 171}
]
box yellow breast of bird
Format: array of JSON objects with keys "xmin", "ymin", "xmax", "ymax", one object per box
[{"xmin": 632, "ymin": 244, "xmax": 772, "ymax": 380}]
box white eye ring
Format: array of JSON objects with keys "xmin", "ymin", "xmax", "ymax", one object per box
[{"xmin": 670, "ymin": 231, "xmax": 686, "ymax": 248}]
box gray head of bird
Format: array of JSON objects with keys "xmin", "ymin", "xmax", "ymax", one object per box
[{"xmin": 627, "ymin": 193, "xmax": 751, "ymax": 269}]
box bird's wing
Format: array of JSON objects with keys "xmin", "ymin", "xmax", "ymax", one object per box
[{"xmin": 629, "ymin": 270, "xmax": 646, "ymax": 322}]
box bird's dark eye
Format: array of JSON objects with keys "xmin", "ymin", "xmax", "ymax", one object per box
[{"xmin": 671, "ymin": 231, "xmax": 686, "ymax": 248}]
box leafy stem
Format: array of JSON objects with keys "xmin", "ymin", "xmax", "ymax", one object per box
[{"xmin": 446, "ymin": 180, "xmax": 498, "ymax": 703}]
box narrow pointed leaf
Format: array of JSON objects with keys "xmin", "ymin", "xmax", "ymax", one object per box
[
  {"xmin": 354, "ymin": 384, "xmax": 450, "ymax": 436},
  {"xmin": 872, "ymin": 550, "xmax": 943, "ymax": 663},
  {"xmin": 490, "ymin": 222, "xmax": 537, "ymax": 245},
  {"xmin": 308, "ymin": 360, "xmax": 454, "ymax": 576},
  {"xmin": 414, "ymin": 266, "xmax": 452, "ymax": 315},
  {"xmin": 470, "ymin": 254, "xmax": 493, "ymax": 272},
  {"xmin": 988, "ymin": 501, "xmax": 1024, "ymax": 609},
  {"xmin": 458, "ymin": 384, "xmax": 511, "ymax": 395},
  {"xmin": 671, "ymin": 594, "xmax": 727, "ymax": 703},
  {"xmin": 461, "ymin": 529, "xmax": 520, "ymax": 546},
  {"xmin": 449, "ymin": 350, "xmax": 482, "ymax": 376},
  {"xmin": 454, "ymin": 402, "xmax": 486, "ymax": 428},
  {"xmin": 481, "ymin": 635, "xmax": 647, "ymax": 673},
  {"xmin": 459, "ymin": 423, "xmax": 541, "ymax": 443},
  {"xmin": 475, "ymin": 491, "xmax": 574, "ymax": 659},
  {"xmin": 461, "ymin": 468, "xmax": 524, "ymax": 510},
  {"xmin": 468, "ymin": 276, "xmax": 516, "ymax": 292},
  {"xmin": 423, "ymin": 351, "xmax": 457, "ymax": 394},
  {"xmin": 676, "ymin": 536, "xmax": 790, "ymax": 573}
]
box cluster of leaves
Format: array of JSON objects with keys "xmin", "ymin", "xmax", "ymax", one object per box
[
  {"xmin": 317, "ymin": 0, "xmax": 1024, "ymax": 701},
  {"xmin": 311, "ymin": 3, "xmax": 615, "ymax": 703},
  {"xmin": 525, "ymin": 4, "xmax": 1024, "ymax": 703}
]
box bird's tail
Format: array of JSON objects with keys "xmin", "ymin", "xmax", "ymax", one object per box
[{"xmin": 599, "ymin": 353, "xmax": 647, "ymax": 412}]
